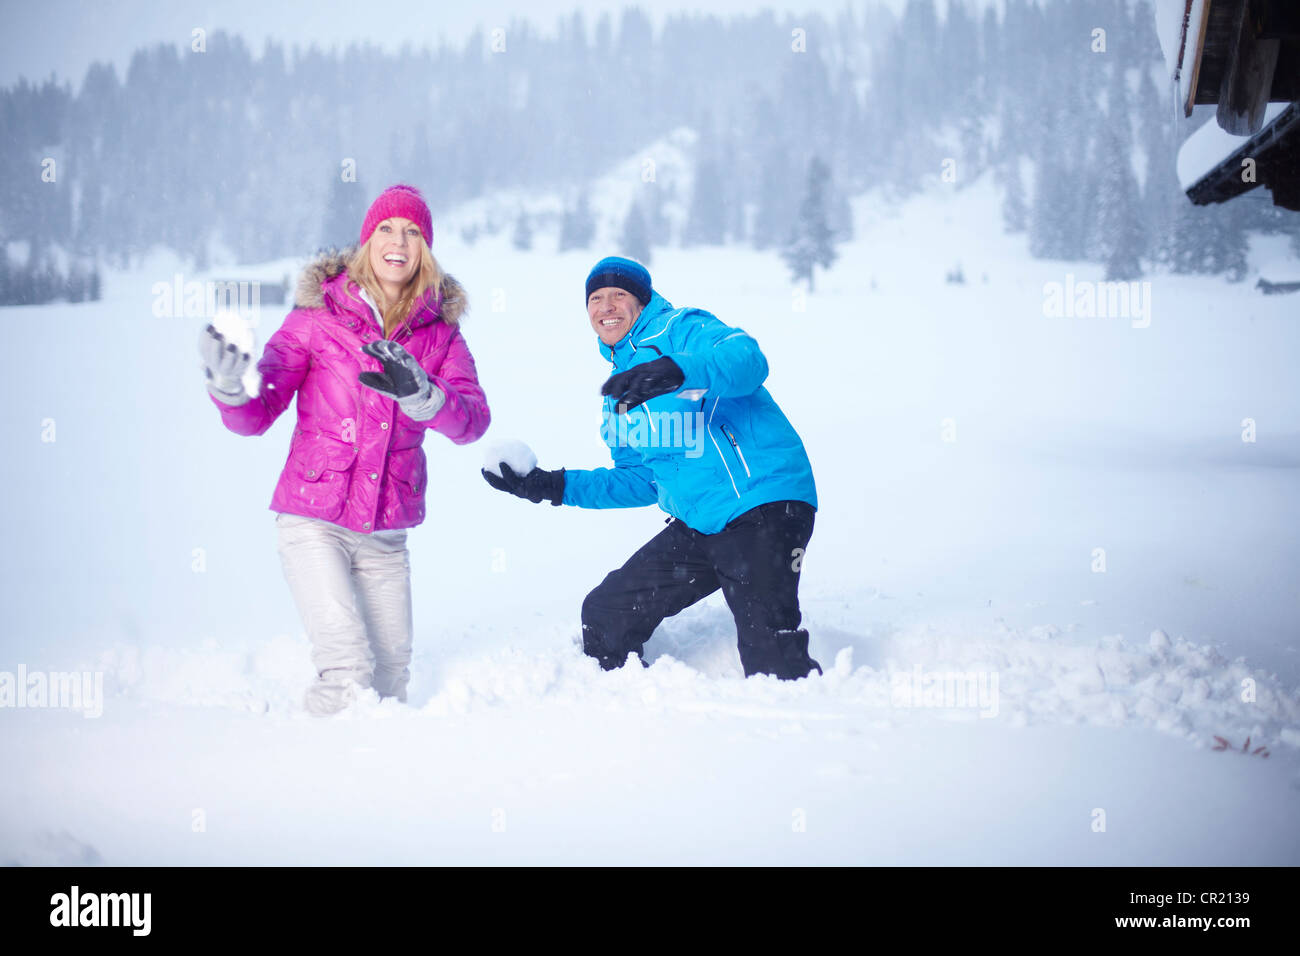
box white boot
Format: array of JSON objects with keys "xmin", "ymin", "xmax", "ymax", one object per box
[{"xmin": 303, "ymin": 675, "xmax": 365, "ymax": 717}]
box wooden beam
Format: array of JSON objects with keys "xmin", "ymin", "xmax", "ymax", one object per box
[
  {"xmin": 1217, "ymin": 0, "xmax": 1281, "ymax": 134},
  {"xmin": 1258, "ymin": 2, "xmax": 1300, "ymax": 38},
  {"xmin": 1183, "ymin": 0, "xmax": 1213, "ymax": 116}
]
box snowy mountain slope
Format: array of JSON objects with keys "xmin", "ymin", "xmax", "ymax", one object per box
[
  {"xmin": 430, "ymin": 126, "xmax": 696, "ymax": 248},
  {"xmin": 1, "ymin": 173, "xmax": 1298, "ymax": 865}
]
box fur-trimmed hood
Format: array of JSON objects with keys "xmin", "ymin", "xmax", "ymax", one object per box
[{"xmin": 292, "ymin": 245, "xmax": 467, "ymax": 327}]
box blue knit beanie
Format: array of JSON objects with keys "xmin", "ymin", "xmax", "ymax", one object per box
[{"xmin": 586, "ymin": 256, "xmax": 652, "ymax": 306}]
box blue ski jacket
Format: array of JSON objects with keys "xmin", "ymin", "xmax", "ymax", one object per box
[{"xmin": 562, "ymin": 291, "xmax": 817, "ymax": 534}]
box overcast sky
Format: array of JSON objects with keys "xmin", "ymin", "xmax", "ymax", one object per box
[{"xmin": 0, "ymin": 0, "xmax": 983, "ymax": 89}]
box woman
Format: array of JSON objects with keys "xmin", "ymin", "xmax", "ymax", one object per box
[{"xmin": 199, "ymin": 183, "xmax": 490, "ymax": 715}]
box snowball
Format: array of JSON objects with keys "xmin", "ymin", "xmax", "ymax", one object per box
[
  {"xmin": 482, "ymin": 439, "xmax": 538, "ymax": 477},
  {"xmin": 209, "ymin": 309, "xmax": 261, "ymax": 398}
]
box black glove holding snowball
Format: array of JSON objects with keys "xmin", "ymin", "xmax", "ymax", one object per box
[{"xmin": 482, "ymin": 462, "xmax": 566, "ymax": 506}]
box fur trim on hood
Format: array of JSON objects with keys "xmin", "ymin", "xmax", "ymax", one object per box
[{"xmin": 292, "ymin": 245, "xmax": 467, "ymax": 325}]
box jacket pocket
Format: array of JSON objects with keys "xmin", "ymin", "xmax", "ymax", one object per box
[
  {"xmin": 382, "ymin": 446, "xmax": 428, "ymax": 527},
  {"xmin": 713, "ymin": 421, "xmax": 752, "ymax": 494},
  {"xmin": 293, "ymin": 438, "xmax": 357, "ymax": 520},
  {"xmin": 718, "ymin": 423, "xmax": 751, "ymax": 478}
]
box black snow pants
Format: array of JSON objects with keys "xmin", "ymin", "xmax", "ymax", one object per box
[{"xmin": 580, "ymin": 499, "xmax": 820, "ymax": 680}]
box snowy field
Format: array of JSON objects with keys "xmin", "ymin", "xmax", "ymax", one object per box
[{"xmin": 1, "ymin": 177, "xmax": 1298, "ymax": 864}]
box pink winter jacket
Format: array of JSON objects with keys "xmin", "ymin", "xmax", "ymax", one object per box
[{"xmin": 211, "ymin": 248, "xmax": 490, "ymax": 532}]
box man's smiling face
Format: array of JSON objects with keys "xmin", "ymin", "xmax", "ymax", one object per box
[{"xmin": 588, "ymin": 286, "xmax": 644, "ymax": 346}]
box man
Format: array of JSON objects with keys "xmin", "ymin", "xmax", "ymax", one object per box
[{"xmin": 483, "ymin": 256, "xmax": 820, "ymax": 679}]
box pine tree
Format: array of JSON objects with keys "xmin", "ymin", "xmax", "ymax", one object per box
[
  {"xmin": 1029, "ymin": 142, "xmax": 1070, "ymax": 259},
  {"xmin": 512, "ymin": 210, "xmax": 533, "ymax": 251},
  {"xmin": 558, "ymin": 190, "xmax": 596, "ymax": 251},
  {"xmin": 1103, "ymin": 210, "xmax": 1145, "ymax": 281},
  {"xmin": 1215, "ymin": 202, "xmax": 1250, "ymax": 282},
  {"xmin": 684, "ymin": 156, "xmax": 726, "ymax": 246},
  {"xmin": 781, "ymin": 156, "xmax": 838, "ymax": 292},
  {"xmin": 1169, "ymin": 201, "xmax": 1201, "ymax": 274},
  {"xmin": 753, "ymin": 143, "xmax": 795, "ymax": 251},
  {"xmin": 1097, "ymin": 82, "xmax": 1146, "ymax": 280},
  {"xmin": 321, "ymin": 172, "xmax": 368, "ymax": 250},
  {"xmin": 1100, "ymin": 157, "xmax": 1145, "ymax": 281},
  {"xmin": 940, "ymin": 0, "xmax": 983, "ymax": 115},
  {"xmin": 1171, "ymin": 201, "xmax": 1249, "ymax": 280},
  {"xmin": 1137, "ymin": 60, "xmax": 1180, "ymax": 268},
  {"xmin": 621, "ymin": 202, "xmax": 651, "ymax": 265},
  {"xmin": 44, "ymin": 262, "xmax": 60, "ymax": 304},
  {"xmin": 16, "ymin": 263, "xmax": 33, "ymax": 306},
  {"xmin": 65, "ymin": 261, "xmax": 85, "ymax": 303},
  {"xmin": 720, "ymin": 128, "xmax": 747, "ymax": 244},
  {"xmin": 642, "ymin": 184, "xmax": 671, "ymax": 247},
  {"xmin": 828, "ymin": 176, "xmax": 854, "ymax": 243},
  {"xmin": 1001, "ymin": 158, "xmax": 1029, "ymax": 233}
]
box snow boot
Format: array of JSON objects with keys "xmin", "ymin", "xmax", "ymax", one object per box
[{"xmin": 303, "ymin": 673, "xmax": 366, "ymax": 717}]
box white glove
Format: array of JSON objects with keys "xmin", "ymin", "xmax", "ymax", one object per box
[{"xmin": 199, "ymin": 324, "xmax": 252, "ymax": 405}]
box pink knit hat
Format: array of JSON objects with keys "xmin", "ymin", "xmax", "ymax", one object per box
[{"xmin": 360, "ymin": 183, "xmax": 434, "ymax": 247}]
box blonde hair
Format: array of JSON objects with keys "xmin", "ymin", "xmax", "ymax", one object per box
[{"xmin": 346, "ymin": 232, "xmax": 451, "ymax": 336}]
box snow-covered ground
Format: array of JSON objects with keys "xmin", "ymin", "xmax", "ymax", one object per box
[{"xmin": 2, "ymin": 176, "xmax": 1298, "ymax": 864}]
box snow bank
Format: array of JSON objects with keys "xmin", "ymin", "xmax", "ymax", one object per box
[{"xmin": 82, "ymin": 618, "xmax": 1300, "ymax": 756}]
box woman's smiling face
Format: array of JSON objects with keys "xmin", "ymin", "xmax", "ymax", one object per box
[{"xmin": 367, "ymin": 217, "xmax": 422, "ymax": 292}]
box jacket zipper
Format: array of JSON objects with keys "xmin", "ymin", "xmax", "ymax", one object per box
[
  {"xmin": 718, "ymin": 423, "xmax": 751, "ymax": 478},
  {"xmin": 706, "ymin": 399, "xmax": 740, "ymax": 497}
]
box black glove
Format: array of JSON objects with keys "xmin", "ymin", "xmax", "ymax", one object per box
[
  {"xmin": 358, "ymin": 339, "xmax": 428, "ymax": 399},
  {"xmin": 482, "ymin": 462, "xmax": 566, "ymax": 506},
  {"xmin": 600, "ymin": 356, "xmax": 685, "ymax": 413}
]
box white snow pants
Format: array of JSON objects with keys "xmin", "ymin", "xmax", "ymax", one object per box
[{"xmin": 274, "ymin": 512, "xmax": 413, "ymax": 701}]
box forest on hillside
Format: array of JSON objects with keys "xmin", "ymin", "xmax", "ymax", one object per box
[{"xmin": 1, "ymin": 0, "xmax": 1296, "ymax": 299}]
